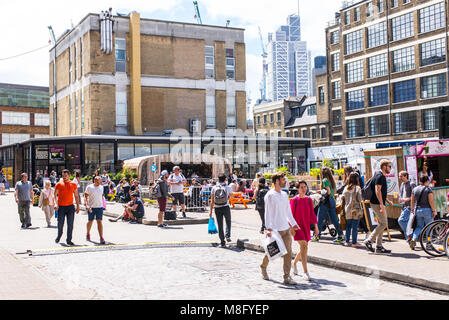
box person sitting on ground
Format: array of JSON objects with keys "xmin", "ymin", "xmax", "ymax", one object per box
[{"xmin": 125, "ymin": 192, "xmax": 145, "ymax": 223}]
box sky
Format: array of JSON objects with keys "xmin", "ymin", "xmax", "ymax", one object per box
[{"xmin": 0, "ymin": 0, "xmax": 342, "ymax": 105}]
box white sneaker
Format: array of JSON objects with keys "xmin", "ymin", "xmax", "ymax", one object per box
[
  {"xmin": 292, "ymin": 264, "xmax": 298, "ymax": 275},
  {"xmin": 303, "ymin": 272, "xmax": 312, "ymax": 281}
]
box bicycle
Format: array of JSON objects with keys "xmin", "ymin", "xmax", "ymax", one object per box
[{"xmin": 419, "ymin": 218, "xmax": 449, "ymax": 257}]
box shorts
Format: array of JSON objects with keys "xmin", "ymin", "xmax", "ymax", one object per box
[
  {"xmin": 132, "ymin": 210, "xmax": 144, "ymax": 219},
  {"xmin": 88, "ymin": 207, "xmax": 104, "ymax": 221},
  {"xmin": 172, "ymin": 193, "xmax": 185, "ymax": 205},
  {"xmin": 158, "ymin": 197, "xmax": 167, "ymax": 212}
]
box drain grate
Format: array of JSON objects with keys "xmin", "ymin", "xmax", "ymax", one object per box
[{"xmin": 24, "ymin": 241, "xmax": 219, "ymax": 257}]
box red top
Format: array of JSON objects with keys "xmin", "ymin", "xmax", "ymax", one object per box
[
  {"xmin": 290, "ymin": 196, "xmax": 317, "ymax": 242},
  {"xmin": 55, "ymin": 180, "xmax": 77, "ymax": 206}
]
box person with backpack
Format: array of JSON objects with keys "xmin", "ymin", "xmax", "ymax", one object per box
[
  {"xmin": 168, "ymin": 166, "xmax": 187, "ymax": 218},
  {"xmin": 313, "ymin": 167, "xmax": 344, "ymax": 243},
  {"xmin": 254, "ymin": 177, "xmax": 270, "ymax": 234},
  {"xmin": 209, "ymin": 174, "xmax": 233, "ymax": 248},
  {"xmin": 341, "ymin": 173, "xmax": 363, "ymax": 247},
  {"xmin": 363, "ymin": 159, "xmax": 394, "ymax": 254},
  {"xmin": 290, "ymin": 180, "xmax": 319, "ymax": 281},
  {"xmin": 409, "ymin": 174, "xmax": 437, "ymax": 250},
  {"xmin": 154, "ymin": 171, "xmax": 169, "ymax": 228},
  {"xmin": 397, "ymin": 171, "xmax": 416, "ymax": 243}
]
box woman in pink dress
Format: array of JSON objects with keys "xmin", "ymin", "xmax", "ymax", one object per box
[{"xmin": 290, "ymin": 180, "xmax": 319, "ymax": 281}]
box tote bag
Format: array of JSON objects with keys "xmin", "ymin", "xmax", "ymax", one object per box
[{"xmin": 262, "ymin": 230, "xmax": 287, "ymax": 261}]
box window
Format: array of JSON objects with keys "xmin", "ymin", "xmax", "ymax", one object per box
[
  {"xmin": 333, "ymin": 135, "xmax": 343, "ymax": 142},
  {"xmin": 69, "ymin": 46, "xmax": 72, "ymax": 84},
  {"xmin": 226, "ymin": 96, "xmax": 236, "ymax": 127},
  {"xmin": 422, "ymin": 109, "xmax": 439, "ymax": 131},
  {"xmin": 369, "ymin": 115, "xmax": 389, "ymax": 135},
  {"xmin": 369, "ymin": 85, "xmax": 389, "ymax": 107},
  {"xmin": 69, "ymin": 96, "xmax": 72, "ymax": 134},
  {"xmin": 403, "ymin": 0, "xmax": 410, "ymax": 3},
  {"xmin": 378, "ymin": 0, "xmax": 384, "ymax": 12},
  {"xmin": 116, "ymin": 91, "xmax": 127, "ymax": 127},
  {"xmin": 320, "ymin": 127, "xmax": 327, "ymax": 139},
  {"xmin": 226, "ymin": 48, "xmax": 235, "ymax": 79},
  {"xmin": 367, "ymin": 22, "xmax": 387, "ymax": 49},
  {"xmin": 270, "ymin": 113, "xmax": 274, "ymax": 123},
  {"xmin": 391, "ymin": 0, "xmax": 398, "ymax": 8},
  {"xmin": 34, "ymin": 113, "xmax": 49, "ymax": 126},
  {"xmin": 367, "ymin": 2, "xmax": 373, "ymax": 17},
  {"xmin": 2, "ymin": 134, "xmax": 30, "ymax": 145},
  {"xmin": 311, "ymin": 128, "xmax": 317, "ymax": 139},
  {"xmin": 294, "ymin": 130, "xmax": 299, "ymax": 138},
  {"xmin": 347, "ymin": 118, "xmax": 365, "ymax": 138},
  {"xmin": 421, "ymin": 74, "xmax": 447, "ymax": 99},
  {"xmin": 345, "ymin": 30, "xmax": 363, "ymax": 55},
  {"xmin": 331, "ymin": 53, "xmax": 340, "ymax": 72},
  {"xmin": 419, "ymin": 3, "xmax": 445, "ymax": 34},
  {"xmin": 346, "ymin": 89, "xmax": 365, "ymax": 110},
  {"xmin": 277, "ymin": 131, "xmax": 281, "ymax": 137},
  {"xmin": 257, "ymin": 115, "xmax": 260, "ymax": 125},
  {"xmin": 392, "ymin": 46, "xmax": 415, "ymax": 72},
  {"xmin": 368, "ymin": 53, "xmax": 388, "ymax": 78},
  {"xmin": 115, "ymin": 39, "xmax": 126, "ymax": 73},
  {"xmin": 285, "ymin": 131, "xmax": 290, "ymax": 137},
  {"xmin": 333, "ymin": 110, "xmax": 342, "ymax": 126},
  {"xmin": 393, "ymin": 79, "xmax": 416, "ymax": 103},
  {"xmin": 263, "ymin": 114, "xmax": 267, "ymax": 124},
  {"xmin": 74, "ymin": 92, "xmax": 78, "ymax": 133},
  {"xmin": 307, "ymin": 104, "xmax": 317, "ymax": 116},
  {"xmin": 302, "ymin": 129, "xmax": 308, "ymax": 138},
  {"xmin": 354, "ymin": 7, "xmax": 360, "ymax": 22},
  {"xmin": 394, "ymin": 111, "xmax": 417, "ymax": 133},
  {"xmin": 420, "ymin": 38, "xmax": 446, "ymax": 66},
  {"xmin": 80, "ymin": 39, "xmax": 83, "ymax": 76},
  {"xmin": 318, "ymin": 86, "xmax": 325, "ymax": 104},
  {"xmin": 74, "ymin": 43, "xmax": 77, "ymax": 81},
  {"xmin": 277, "ymin": 112, "xmax": 281, "ymax": 122},
  {"xmin": 330, "ymin": 31, "xmax": 339, "ymax": 45},
  {"xmin": 345, "ymin": 60, "xmax": 364, "ymax": 83},
  {"xmin": 345, "ymin": 11, "xmax": 351, "ymax": 25},
  {"xmin": 391, "ymin": 12, "xmax": 414, "ymax": 41},
  {"xmin": 2, "ymin": 111, "xmax": 30, "ymax": 125},
  {"xmin": 81, "ymin": 88, "xmax": 85, "ymax": 129},
  {"xmin": 205, "ymin": 46, "xmax": 215, "ymax": 79},
  {"xmin": 206, "ymin": 95, "xmax": 216, "ymax": 128},
  {"xmin": 332, "ymin": 81, "xmax": 341, "ymax": 100}
]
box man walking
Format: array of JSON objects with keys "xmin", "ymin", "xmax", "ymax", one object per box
[
  {"xmin": 397, "ymin": 171, "xmax": 416, "ymax": 242},
  {"xmin": 209, "ymin": 174, "xmax": 233, "ymax": 248},
  {"xmin": 15, "ymin": 173, "xmax": 34, "ymax": 229},
  {"xmin": 168, "ymin": 166, "xmax": 187, "ymax": 218},
  {"xmin": 363, "ymin": 159, "xmax": 394, "ymax": 254},
  {"xmin": 54, "ymin": 169, "xmax": 80, "ymax": 245},
  {"xmin": 260, "ymin": 172, "xmax": 299, "ymax": 285},
  {"xmin": 84, "ymin": 176, "xmax": 106, "ymax": 244}
]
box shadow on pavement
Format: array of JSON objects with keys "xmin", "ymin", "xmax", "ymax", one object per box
[{"xmin": 22, "ymin": 227, "xmax": 40, "ymax": 231}]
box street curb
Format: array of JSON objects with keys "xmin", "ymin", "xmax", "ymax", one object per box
[{"xmin": 236, "ymin": 239, "xmax": 449, "ymax": 295}]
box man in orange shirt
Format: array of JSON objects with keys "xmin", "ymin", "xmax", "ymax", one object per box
[{"xmin": 54, "ymin": 169, "xmax": 80, "ymax": 245}]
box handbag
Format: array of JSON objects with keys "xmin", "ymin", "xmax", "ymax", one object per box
[
  {"xmin": 42, "ymin": 191, "xmax": 49, "ymax": 206},
  {"xmin": 208, "ymin": 217, "xmax": 218, "ymax": 234}
]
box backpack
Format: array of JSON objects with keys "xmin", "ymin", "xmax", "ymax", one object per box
[
  {"xmin": 151, "ymin": 182, "xmax": 162, "ymax": 199},
  {"xmin": 256, "ymin": 187, "xmax": 269, "ymax": 210},
  {"xmin": 214, "ymin": 185, "xmax": 228, "ymax": 206},
  {"xmin": 361, "ymin": 173, "xmax": 377, "ymax": 201}
]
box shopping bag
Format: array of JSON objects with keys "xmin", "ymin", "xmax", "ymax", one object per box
[
  {"xmin": 262, "ymin": 230, "xmax": 287, "ymax": 261},
  {"xmin": 406, "ymin": 211, "xmax": 416, "ymax": 236},
  {"xmin": 54, "ymin": 210, "xmax": 58, "ymax": 218},
  {"xmin": 208, "ymin": 218, "xmax": 218, "ymax": 234}
]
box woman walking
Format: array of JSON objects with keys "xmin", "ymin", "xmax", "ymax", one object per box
[
  {"xmin": 254, "ymin": 177, "xmax": 270, "ymax": 234},
  {"xmin": 342, "ymin": 172, "xmax": 363, "ymax": 247},
  {"xmin": 73, "ymin": 171, "xmax": 82, "ymax": 205},
  {"xmin": 409, "ymin": 174, "xmax": 437, "ymax": 249},
  {"xmin": 39, "ymin": 180, "xmax": 55, "ymax": 227},
  {"xmin": 290, "ymin": 180, "xmax": 319, "ymax": 281},
  {"xmin": 336, "ymin": 166, "xmax": 353, "ymax": 195},
  {"xmin": 313, "ymin": 167, "xmax": 344, "ymax": 243}
]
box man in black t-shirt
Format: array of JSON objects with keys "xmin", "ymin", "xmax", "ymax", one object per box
[
  {"xmin": 364, "ymin": 159, "xmax": 394, "ymax": 254},
  {"xmin": 125, "ymin": 193, "xmax": 145, "ymax": 223}
]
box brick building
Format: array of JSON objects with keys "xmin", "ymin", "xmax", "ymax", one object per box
[
  {"xmin": 49, "ymin": 11, "xmax": 247, "ymax": 137},
  {"xmin": 0, "ymin": 83, "xmax": 50, "ymax": 145},
  {"xmin": 322, "ymin": 0, "xmax": 446, "ymax": 146}
]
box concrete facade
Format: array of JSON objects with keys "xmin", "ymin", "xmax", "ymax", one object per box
[{"xmin": 50, "ymin": 12, "xmax": 247, "ymax": 137}]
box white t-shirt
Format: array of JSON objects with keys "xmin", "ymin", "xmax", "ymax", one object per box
[
  {"xmin": 169, "ymin": 173, "xmax": 186, "ymax": 194},
  {"xmin": 84, "ymin": 184, "xmax": 104, "ymax": 208}
]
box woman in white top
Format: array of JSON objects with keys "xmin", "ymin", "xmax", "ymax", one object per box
[
  {"xmin": 73, "ymin": 171, "xmax": 82, "ymax": 205},
  {"xmin": 39, "ymin": 180, "xmax": 55, "ymax": 227}
]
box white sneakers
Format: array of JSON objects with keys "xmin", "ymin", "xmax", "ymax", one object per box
[
  {"xmin": 302, "ymin": 272, "xmax": 312, "ymax": 281},
  {"xmin": 292, "ymin": 264, "xmax": 312, "ymax": 281}
]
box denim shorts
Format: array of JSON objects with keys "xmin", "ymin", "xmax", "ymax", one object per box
[{"xmin": 88, "ymin": 207, "xmax": 104, "ymax": 221}]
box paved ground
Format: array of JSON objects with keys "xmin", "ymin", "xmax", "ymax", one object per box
[{"xmin": 1, "ymin": 192, "xmax": 448, "ymax": 300}]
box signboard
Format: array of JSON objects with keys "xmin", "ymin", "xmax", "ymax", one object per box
[
  {"xmin": 50, "ymin": 146, "xmax": 65, "ymax": 162},
  {"xmin": 36, "ymin": 150, "xmax": 48, "ymax": 160},
  {"xmin": 418, "ymin": 140, "xmax": 449, "ymax": 157},
  {"xmin": 151, "ymin": 165, "xmax": 157, "ymax": 173},
  {"xmin": 405, "ymin": 155, "xmax": 418, "ymax": 186},
  {"xmin": 370, "ymin": 156, "xmax": 400, "ymax": 195}
]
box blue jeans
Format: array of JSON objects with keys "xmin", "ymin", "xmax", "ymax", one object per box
[
  {"xmin": 345, "ymin": 219, "xmax": 360, "ymax": 244},
  {"xmin": 398, "ymin": 207, "xmax": 411, "ymax": 238},
  {"xmin": 57, "ymin": 205, "xmax": 75, "ymax": 242},
  {"xmin": 317, "ymin": 198, "xmax": 343, "ymax": 237},
  {"xmin": 412, "ymin": 208, "xmax": 433, "ymax": 241}
]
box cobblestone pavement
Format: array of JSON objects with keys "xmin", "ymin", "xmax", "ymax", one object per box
[{"xmin": 26, "ymin": 247, "xmax": 446, "ymax": 300}]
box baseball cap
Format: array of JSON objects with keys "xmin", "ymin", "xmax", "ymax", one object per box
[{"xmin": 161, "ymin": 170, "xmax": 169, "ymax": 177}]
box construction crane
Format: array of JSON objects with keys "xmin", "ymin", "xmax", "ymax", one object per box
[
  {"xmin": 193, "ymin": 1, "xmax": 202, "ymax": 24},
  {"xmin": 258, "ymin": 27, "xmax": 268, "ymax": 101}
]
